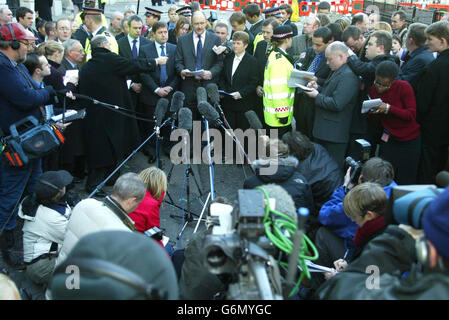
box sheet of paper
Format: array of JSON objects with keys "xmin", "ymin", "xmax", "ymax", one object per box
[{"xmin": 361, "ymin": 98, "xmax": 382, "ymax": 114}]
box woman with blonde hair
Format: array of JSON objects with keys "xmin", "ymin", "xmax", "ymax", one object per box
[
  {"xmin": 36, "ymin": 40, "xmax": 65, "ymax": 90},
  {"xmin": 129, "ymin": 167, "xmax": 167, "ymax": 234},
  {"xmin": 374, "ymin": 21, "xmax": 393, "ymax": 34}
]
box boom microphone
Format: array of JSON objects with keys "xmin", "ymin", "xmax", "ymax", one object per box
[
  {"xmin": 170, "ymin": 91, "xmax": 185, "ymax": 120},
  {"xmin": 198, "ymin": 101, "xmax": 223, "ymax": 128},
  {"xmin": 178, "ymin": 107, "xmax": 193, "ymax": 133},
  {"xmin": 197, "ymin": 87, "xmax": 208, "ymax": 105},
  {"xmin": 154, "ymin": 98, "xmax": 169, "ymax": 135},
  {"xmin": 436, "ymin": 171, "xmax": 449, "ymax": 188},
  {"xmin": 206, "ymin": 83, "xmax": 220, "ymax": 106},
  {"xmin": 245, "ymin": 110, "xmax": 264, "ymax": 130}
]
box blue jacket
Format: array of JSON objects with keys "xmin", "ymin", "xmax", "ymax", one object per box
[
  {"xmin": 318, "ymin": 181, "xmax": 397, "ymax": 244},
  {"xmin": 0, "ymin": 51, "xmax": 50, "ymax": 135},
  {"xmin": 399, "ymin": 46, "xmax": 435, "ymax": 92}
]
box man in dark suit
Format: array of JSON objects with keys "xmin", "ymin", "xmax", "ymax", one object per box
[
  {"xmin": 79, "ymin": 35, "xmax": 165, "ymax": 195},
  {"xmin": 175, "ymin": 11, "xmax": 223, "ymax": 115},
  {"xmin": 416, "ymin": 21, "xmax": 449, "ymax": 184},
  {"xmin": 140, "ymin": 21, "xmax": 179, "ymax": 158},
  {"xmin": 304, "ymin": 42, "xmax": 360, "ymax": 168},
  {"xmin": 243, "ymin": 3, "xmax": 264, "ymax": 38},
  {"xmin": 279, "ymin": 4, "xmax": 298, "ymax": 36},
  {"xmin": 117, "ymin": 15, "xmax": 152, "ymax": 158},
  {"xmin": 219, "ymin": 31, "xmax": 258, "ymax": 131},
  {"xmin": 294, "ymin": 27, "xmax": 332, "ymax": 139},
  {"xmin": 230, "ymin": 12, "xmax": 254, "ymax": 54},
  {"xmin": 253, "ymin": 18, "xmax": 279, "ymax": 122}
]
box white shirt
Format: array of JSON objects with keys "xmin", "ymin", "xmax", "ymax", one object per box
[
  {"xmin": 127, "ymin": 34, "xmax": 140, "ymax": 54},
  {"xmin": 232, "ymin": 52, "xmax": 245, "ymax": 77},
  {"xmin": 91, "ymin": 26, "xmax": 103, "ymax": 37},
  {"xmin": 193, "ymin": 32, "xmax": 206, "ymax": 56},
  {"xmin": 154, "ymin": 41, "xmax": 172, "ymax": 93}
]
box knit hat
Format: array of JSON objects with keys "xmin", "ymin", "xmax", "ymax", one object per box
[
  {"xmin": 35, "ymin": 170, "xmax": 73, "ymax": 200},
  {"xmin": 50, "ymin": 230, "xmax": 179, "ymax": 299},
  {"xmin": 422, "ymin": 186, "xmax": 449, "ymax": 260},
  {"xmin": 271, "ymin": 25, "xmax": 294, "ymax": 41}
]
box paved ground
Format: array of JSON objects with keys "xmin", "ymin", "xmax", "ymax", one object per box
[{"xmin": 0, "ymin": 1, "xmax": 251, "ymax": 298}]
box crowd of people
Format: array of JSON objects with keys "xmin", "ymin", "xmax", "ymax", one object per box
[{"xmin": 0, "ymin": 0, "xmax": 449, "ymax": 300}]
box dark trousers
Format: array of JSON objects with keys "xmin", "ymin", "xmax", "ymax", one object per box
[
  {"xmin": 294, "ymin": 95, "xmax": 315, "ymax": 139},
  {"xmin": 0, "ymin": 159, "xmax": 42, "ymax": 231},
  {"xmin": 417, "ymin": 142, "xmax": 449, "ymax": 184},
  {"xmin": 310, "ymin": 226, "xmax": 346, "ymax": 290},
  {"xmin": 379, "ymin": 135, "xmax": 421, "ymax": 185},
  {"xmin": 265, "ymin": 124, "xmax": 291, "ymax": 140},
  {"xmin": 85, "ymin": 165, "xmax": 120, "ymax": 192},
  {"xmin": 315, "ymin": 138, "xmax": 348, "ymax": 170}
]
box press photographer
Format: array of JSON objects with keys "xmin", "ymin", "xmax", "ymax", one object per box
[
  {"xmin": 317, "ymin": 186, "xmax": 449, "ymax": 299},
  {"xmin": 315, "ymin": 157, "xmax": 396, "ymax": 275}
]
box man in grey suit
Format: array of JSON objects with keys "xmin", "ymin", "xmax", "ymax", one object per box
[
  {"xmin": 304, "ymin": 42, "xmax": 360, "ymax": 168},
  {"xmin": 175, "ymin": 11, "xmax": 223, "ymax": 113},
  {"xmin": 117, "ymin": 15, "xmax": 153, "ymax": 159}
]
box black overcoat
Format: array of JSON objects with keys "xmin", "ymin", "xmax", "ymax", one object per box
[{"xmin": 78, "ymin": 47, "xmax": 156, "ymax": 169}]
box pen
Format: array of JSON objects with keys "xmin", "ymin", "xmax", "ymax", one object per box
[{"xmin": 343, "ymin": 249, "xmax": 349, "ymax": 260}]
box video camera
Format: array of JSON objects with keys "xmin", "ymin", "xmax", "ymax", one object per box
[
  {"xmin": 202, "ymin": 189, "xmax": 283, "ymax": 300},
  {"xmin": 345, "ymin": 139, "xmax": 371, "ymax": 187},
  {"xmin": 386, "ymin": 185, "xmax": 443, "ymax": 228}
]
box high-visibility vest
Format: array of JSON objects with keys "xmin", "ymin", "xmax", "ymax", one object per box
[
  {"xmin": 74, "ymin": 12, "xmax": 108, "ymax": 28},
  {"xmin": 253, "ymin": 32, "xmax": 264, "ymax": 54},
  {"xmin": 84, "ymin": 28, "xmax": 119, "ymax": 61},
  {"xmin": 263, "ymin": 48, "xmax": 295, "ymax": 127}
]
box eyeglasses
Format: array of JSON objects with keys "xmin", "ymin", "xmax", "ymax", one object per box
[
  {"xmin": 19, "ymin": 40, "xmax": 35, "ymax": 47},
  {"xmin": 374, "ymin": 81, "xmax": 391, "ymax": 89}
]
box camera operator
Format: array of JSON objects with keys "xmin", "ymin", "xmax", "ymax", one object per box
[
  {"xmin": 18, "ymin": 170, "xmax": 73, "ymax": 287},
  {"xmin": 316, "ymin": 157, "xmax": 396, "ymax": 272},
  {"xmin": 0, "ymin": 22, "xmax": 59, "ymax": 269},
  {"xmin": 317, "ymin": 186, "xmax": 449, "ymax": 299},
  {"xmin": 244, "ymin": 138, "xmax": 314, "ymax": 212}
]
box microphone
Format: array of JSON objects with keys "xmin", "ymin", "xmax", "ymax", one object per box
[
  {"xmin": 245, "ymin": 110, "xmax": 264, "ymax": 130},
  {"xmin": 206, "ymin": 83, "xmax": 220, "ymax": 106},
  {"xmin": 178, "ymin": 107, "xmax": 192, "ymax": 133},
  {"xmin": 154, "ymin": 98, "xmax": 169, "ymax": 136},
  {"xmin": 197, "ymin": 101, "xmax": 223, "ymax": 128},
  {"xmin": 259, "ymin": 184, "xmax": 297, "ymax": 223},
  {"xmin": 197, "ymin": 87, "xmax": 208, "ymax": 105},
  {"xmin": 170, "ymin": 91, "xmax": 185, "ymax": 120},
  {"xmin": 436, "ymin": 171, "xmax": 449, "ymax": 188}
]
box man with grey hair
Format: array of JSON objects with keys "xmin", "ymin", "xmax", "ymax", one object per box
[
  {"xmin": 304, "ymin": 41, "xmax": 360, "ymax": 167},
  {"xmin": 59, "ymin": 39, "xmax": 85, "ymax": 73},
  {"xmin": 55, "ymin": 172, "xmax": 146, "ymax": 267},
  {"xmin": 109, "ymin": 11, "xmax": 124, "ymax": 37},
  {"xmin": 79, "ymin": 34, "xmax": 166, "ymax": 194},
  {"xmin": 56, "ymin": 18, "xmax": 72, "ymax": 43},
  {"xmin": 288, "ymin": 15, "xmax": 320, "ymax": 61},
  {"xmin": 0, "ymin": 7, "xmax": 13, "ymax": 25}
]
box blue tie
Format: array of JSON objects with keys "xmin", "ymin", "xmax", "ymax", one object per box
[
  {"xmin": 307, "ymin": 53, "xmax": 322, "ymax": 73},
  {"xmin": 160, "ymin": 45, "xmax": 167, "ymax": 86},
  {"xmin": 196, "ymin": 34, "xmax": 202, "ymax": 70},
  {"xmin": 132, "ymin": 39, "xmax": 138, "ymax": 59}
]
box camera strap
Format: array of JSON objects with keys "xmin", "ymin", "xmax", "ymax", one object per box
[{"xmin": 102, "ymin": 196, "xmax": 136, "ymax": 231}]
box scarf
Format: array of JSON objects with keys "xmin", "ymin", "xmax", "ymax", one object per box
[{"xmin": 354, "ymin": 216, "xmax": 387, "ymax": 247}]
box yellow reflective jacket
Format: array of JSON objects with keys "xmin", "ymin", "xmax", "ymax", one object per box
[{"xmin": 263, "ymin": 48, "xmax": 295, "ymax": 127}]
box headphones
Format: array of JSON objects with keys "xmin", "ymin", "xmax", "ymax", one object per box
[
  {"xmin": 6, "ymin": 24, "xmax": 20, "ymax": 50},
  {"xmin": 415, "ymin": 235, "xmax": 446, "ymax": 271},
  {"xmin": 54, "ymin": 258, "xmax": 167, "ymax": 300}
]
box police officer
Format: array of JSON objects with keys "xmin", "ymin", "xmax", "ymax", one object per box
[
  {"xmin": 77, "ymin": 7, "xmax": 118, "ymax": 61},
  {"xmin": 263, "ymin": 25, "xmax": 295, "ymax": 138},
  {"xmin": 74, "ymin": 0, "xmax": 108, "ymax": 28},
  {"xmin": 143, "ymin": 8, "xmax": 162, "ymax": 38}
]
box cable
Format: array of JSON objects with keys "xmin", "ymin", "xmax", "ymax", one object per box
[{"xmin": 255, "ymin": 186, "xmax": 319, "ymax": 298}]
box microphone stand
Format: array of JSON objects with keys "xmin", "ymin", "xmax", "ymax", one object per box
[
  {"xmin": 88, "ymin": 118, "xmax": 171, "ymax": 198},
  {"xmin": 204, "ymin": 117, "xmax": 215, "ymax": 201}
]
